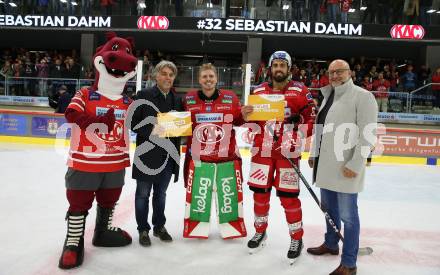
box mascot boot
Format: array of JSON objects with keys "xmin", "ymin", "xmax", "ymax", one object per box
[
  {"xmin": 92, "ymin": 205, "xmax": 132, "ymax": 247},
  {"xmin": 58, "ymin": 211, "xmax": 88, "ymax": 269}
]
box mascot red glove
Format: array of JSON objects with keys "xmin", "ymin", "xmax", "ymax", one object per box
[{"xmin": 58, "ymin": 32, "xmax": 137, "ymax": 269}]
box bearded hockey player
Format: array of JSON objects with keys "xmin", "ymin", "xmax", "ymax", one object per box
[
  {"xmin": 182, "ymin": 63, "xmax": 247, "ymax": 239},
  {"xmin": 58, "ymin": 32, "xmax": 137, "ymax": 269},
  {"xmin": 244, "ymin": 51, "xmax": 316, "ymax": 264}
]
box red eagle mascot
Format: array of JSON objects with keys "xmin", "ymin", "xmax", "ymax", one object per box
[{"xmin": 58, "ymin": 32, "xmax": 138, "ymax": 269}]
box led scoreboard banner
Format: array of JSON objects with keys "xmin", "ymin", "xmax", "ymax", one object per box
[{"xmin": 1, "ymin": 15, "xmax": 439, "ymax": 42}]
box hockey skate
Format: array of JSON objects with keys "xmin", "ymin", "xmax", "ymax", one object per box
[
  {"xmin": 247, "ymin": 231, "xmax": 267, "ymax": 254},
  {"xmin": 287, "ymin": 238, "xmax": 303, "ymax": 265}
]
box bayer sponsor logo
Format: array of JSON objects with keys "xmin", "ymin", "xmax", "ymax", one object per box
[{"xmin": 194, "ymin": 123, "xmax": 225, "ymax": 144}]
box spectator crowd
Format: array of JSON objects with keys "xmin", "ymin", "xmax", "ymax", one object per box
[
  {"xmin": 254, "ymin": 56, "xmax": 440, "ymax": 111},
  {"xmin": 0, "ymin": 47, "xmax": 180, "ymax": 98},
  {"xmin": 1, "ymin": 47, "xmax": 440, "ymax": 112}
]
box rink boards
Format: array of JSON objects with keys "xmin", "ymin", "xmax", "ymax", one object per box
[{"xmin": 0, "ymin": 108, "xmax": 439, "ymax": 166}]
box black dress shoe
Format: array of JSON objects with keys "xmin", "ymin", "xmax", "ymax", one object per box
[
  {"xmin": 139, "ymin": 230, "xmax": 151, "ymax": 247},
  {"xmin": 153, "ymin": 227, "xmax": 173, "ymax": 242}
]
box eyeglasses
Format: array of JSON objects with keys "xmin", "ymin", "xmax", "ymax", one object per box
[{"xmin": 328, "ymin": 69, "xmax": 350, "ymax": 75}]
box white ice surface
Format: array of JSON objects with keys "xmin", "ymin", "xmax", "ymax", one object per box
[{"xmin": 0, "ymin": 143, "xmax": 439, "ymax": 275}]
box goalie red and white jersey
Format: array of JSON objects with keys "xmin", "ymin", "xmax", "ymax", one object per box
[
  {"xmin": 66, "ymin": 88, "xmax": 132, "ymax": 172},
  {"xmin": 183, "ymin": 89, "xmax": 244, "ymax": 163}
]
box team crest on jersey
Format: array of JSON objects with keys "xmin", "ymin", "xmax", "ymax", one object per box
[
  {"xmin": 89, "ymin": 91, "xmax": 101, "ymax": 101},
  {"xmin": 96, "ymin": 120, "xmax": 124, "ymax": 142},
  {"xmin": 194, "ymin": 123, "xmax": 225, "ymax": 144},
  {"xmin": 205, "ymin": 105, "xmax": 212, "ymax": 112},
  {"xmin": 306, "ymin": 93, "xmax": 313, "ymax": 100},
  {"xmin": 123, "ymin": 96, "xmax": 130, "ymax": 104}
]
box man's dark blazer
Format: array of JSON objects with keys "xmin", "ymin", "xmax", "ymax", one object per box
[{"xmin": 130, "ymin": 85, "xmax": 182, "ymax": 182}]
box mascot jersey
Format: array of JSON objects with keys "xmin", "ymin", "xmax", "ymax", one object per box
[{"xmin": 67, "ymin": 87, "xmax": 131, "ymax": 172}]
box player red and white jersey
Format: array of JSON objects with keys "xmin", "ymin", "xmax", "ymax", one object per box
[
  {"xmin": 372, "ymin": 79, "xmax": 390, "ymax": 98},
  {"xmin": 67, "ymin": 88, "xmax": 132, "ymax": 172},
  {"xmin": 183, "ymin": 89, "xmax": 244, "ymax": 163},
  {"xmin": 251, "ymin": 81, "xmax": 316, "ymax": 159}
]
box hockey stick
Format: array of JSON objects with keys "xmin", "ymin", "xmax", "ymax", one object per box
[{"xmin": 285, "ymin": 158, "xmax": 373, "ymax": 256}]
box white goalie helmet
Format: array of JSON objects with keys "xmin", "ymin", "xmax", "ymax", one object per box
[{"xmin": 268, "ymin": 51, "xmax": 292, "ymax": 69}]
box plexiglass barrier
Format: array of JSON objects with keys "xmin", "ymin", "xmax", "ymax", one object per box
[{"xmin": 1, "ymin": 70, "xmax": 439, "ymax": 116}]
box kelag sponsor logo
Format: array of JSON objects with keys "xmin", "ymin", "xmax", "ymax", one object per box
[
  {"xmin": 219, "ymin": 177, "xmax": 235, "ymax": 214},
  {"xmin": 193, "ymin": 177, "xmax": 211, "ymax": 214},
  {"xmin": 137, "ymin": 16, "xmax": 169, "ymax": 30},
  {"xmin": 390, "ymin": 25, "xmax": 425, "ymax": 40}
]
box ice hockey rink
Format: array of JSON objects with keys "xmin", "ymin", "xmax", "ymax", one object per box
[{"xmin": 1, "ymin": 142, "xmax": 439, "ymax": 275}]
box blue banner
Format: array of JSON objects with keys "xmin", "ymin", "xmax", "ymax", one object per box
[
  {"xmin": 378, "ymin": 112, "xmax": 440, "ymax": 123},
  {"xmin": 31, "ymin": 116, "xmax": 70, "ymax": 137},
  {"xmin": 0, "ymin": 114, "xmax": 27, "ymax": 136}
]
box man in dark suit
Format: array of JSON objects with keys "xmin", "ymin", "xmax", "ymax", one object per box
[{"xmin": 130, "ymin": 60, "xmax": 182, "ymax": 247}]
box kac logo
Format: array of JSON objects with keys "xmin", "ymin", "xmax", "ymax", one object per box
[
  {"xmin": 97, "ymin": 121, "xmax": 124, "ymax": 142},
  {"xmin": 194, "ymin": 123, "xmax": 225, "ymax": 144},
  {"xmin": 137, "ymin": 16, "xmax": 169, "ymax": 30},
  {"xmin": 390, "ymin": 25, "xmax": 425, "ymax": 40}
]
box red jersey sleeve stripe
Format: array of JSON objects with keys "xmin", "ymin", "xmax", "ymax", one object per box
[
  {"xmin": 71, "ymin": 96, "xmax": 85, "ymax": 105},
  {"xmin": 67, "ymin": 102, "xmax": 85, "ymax": 112}
]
